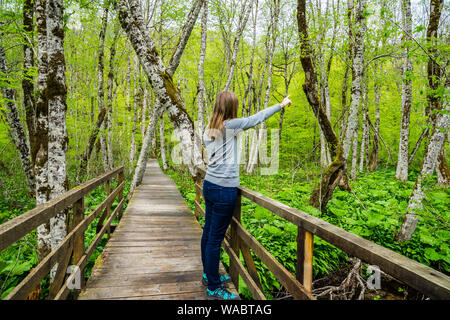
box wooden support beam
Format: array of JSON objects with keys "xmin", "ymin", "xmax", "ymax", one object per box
[
  {"xmin": 229, "ymin": 190, "xmax": 241, "ymax": 290},
  {"xmin": 296, "ymin": 227, "xmax": 314, "ymax": 293}
]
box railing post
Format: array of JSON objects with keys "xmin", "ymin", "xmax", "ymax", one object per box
[
  {"xmin": 118, "ymin": 170, "xmax": 124, "ymax": 221},
  {"xmin": 105, "ymin": 179, "xmax": 111, "ymax": 238},
  {"xmin": 72, "ymin": 196, "xmax": 85, "ymax": 298},
  {"xmin": 194, "ymin": 181, "xmax": 201, "ymax": 221},
  {"xmin": 229, "ymin": 189, "xmax": 241, "ymax": 290},
  {"xmin": 296, "ymin": 227, "xmax": 314, "ymax": 295}
]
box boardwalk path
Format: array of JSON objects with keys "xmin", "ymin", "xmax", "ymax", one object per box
[{"xmin": 79, "ymin": 159, "xmax": 238, "ymax": 300}]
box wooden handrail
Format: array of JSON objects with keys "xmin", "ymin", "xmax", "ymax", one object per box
[
  {"xmin": 0, "ymin": 166, "xmax": 125, "ymax": 300},
  {"xmin": 193, "ymin": 171, "xmax": 450, "ymax": 300}
]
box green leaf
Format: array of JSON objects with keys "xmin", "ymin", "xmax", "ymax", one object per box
[{"xmin": 424, "ymin": 248, "xmax": 441, "ymax": 261}]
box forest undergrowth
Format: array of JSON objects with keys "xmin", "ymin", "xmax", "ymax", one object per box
[{"xmin": 165, "ymin": 160, "xmax": 449, "ymax": 300}]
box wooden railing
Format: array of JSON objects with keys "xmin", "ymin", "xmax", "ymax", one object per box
[
  {"xmin": 194, "ymin": 168, "xmax": 450, "ymax": 300},
  {"xmin": 0, "ymin": 166, "xmax": 124, "ymax": 300}
]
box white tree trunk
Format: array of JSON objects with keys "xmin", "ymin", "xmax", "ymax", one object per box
[
  {"xmin": 160, "ymin": 114, "xmax": 168, "ymax": 170},
  {"xmin": 166, "ymin": 0, "xmax": 203, "ymax": 77},
  {"xmin": 395, "ymin": 0, "xmax": 413, "ymax": 182},
  {"xmin": 223, "ymin": 0, "xmax": 254, "ymax": 91},
  {"xmin": 106, "ymin": 24, "xmax": 119, "ymax": 170},
  {"xmin": 46, "ymin": 0, "xmax": 68, "ymax": 279},
  {"xmin": 351, "ymin": 129, "xmax": 358, "ymax": 179},
  {"xmin": 246, "ymin": 0, "xmax": 280, "ymax": 174},
  {"xmin": 119, "ymin": 0, "xmax": 203, "ymax": 199},
  {"xmin": 35, "ymin": 0, "xmax": 51, "ymax": 261},
  {"xmin": 397, "ymin": 89, "xmax": 449, "ymax": 241},
  {"xmin": 0, "ymin": 46, "xmax": 35, "ymax": 192},
  {"xmin": 97, "ymin": 5, "xmax": 109, "ymax": 171},
  {"xmin": 129, "ymin": 56, "xmax": 139, "ymax": 166},
  {"xmin": 359, "ymin": 71, "xmax": 369, "ymax": 172},
  {"xmin": 197, "ymin": 0, "xmax": 208, "ymax": 133},
  {"xmin": 343, "ymin": 0, "xmax": 366, "ymax": 161}
]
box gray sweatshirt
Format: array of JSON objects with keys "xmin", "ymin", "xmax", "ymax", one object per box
[{"xmin": 203, "ymin": 103, "xmax": 282, "ymax": 187}]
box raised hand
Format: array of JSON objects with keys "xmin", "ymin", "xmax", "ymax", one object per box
[{"xmin": 280, "ymin": 95, "xmax": 292, "ymax": 108}]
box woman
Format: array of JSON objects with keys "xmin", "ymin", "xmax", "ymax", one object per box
[{"xmin": 201, "ymin": 90, "xmax": 292, "ymax": 300}]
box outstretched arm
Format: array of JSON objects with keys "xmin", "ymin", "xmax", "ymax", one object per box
[{"xmin": 225, "ymin": 95, "xmax": 292, "ymax": 131}]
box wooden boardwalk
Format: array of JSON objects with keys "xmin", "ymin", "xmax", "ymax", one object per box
[{"xmin": 78, "ymin": 159, "xmax": 238, "ymax": 300}]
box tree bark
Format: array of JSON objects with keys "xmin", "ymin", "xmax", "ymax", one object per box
[
  {"xmin": 424, "ymin": 0, "xmax": 449, "ymax": 186},
  {"xmin": 79, "ymin": 4, "xmax": 109, "ymax": 180},
  {"xmin": 118, "ymin": 0, "xmax": 204, "ymax": 199},
  {"xmin": 223, "ymin": 0, "xmax": 254, "ymax": 91},
  {"xmin": 297, "ymin": 0, "xmax": 350, "ymax": 211},
  {"xmin": 397, "ymin": 0, "xmax": 446, "ymax": 242},
  {"xmin": 106, "ymin": 23, "xmax": 120, "ymax": 170},
  {"xmin": 0, "ymin": 46, "xmax": 35, "ymax": 193},
  {"xmin": 247, "ymin": 0, "xmax": 280, "ymax": 174},
  {"xmin": 395, "ymin": 0, "xmax": 413, "ymax": 182},
  {"xmin": 359, "ymin": 70, "xmax": 369, "ymax": 173},
  {"xmin": 46, "ymin": 0, "xmax": 69, "ymax": 279},
  {"xmin": 368, "ymin": 61, "xmax": 380, "ymax": 171},
  {"xmin": 197, "ymin": 0, "xmax": 208, "ymax": 133},
  {"xmin": 160, "ymin": 113, "xmax": 168, "ymax": 170},
  {"xmin": 166, "ymin": 0, "xmax": 203, "ymax": 77},
  {"xmin": 34, "ymin": 0, "xmax": 51, "ymax": 262},
  {"xmin": 342, "ymin": 0, "xmax": 365, "ymax": 162},
  {"xmin": 129, "ymin": 56, "xmax": 139, "ymax": 166},
  {"xmin": 397, "ymin": 83, "xmax": 449, "ymax": 242},
  {"xmin": 22, "ymin": 0, "xmax": 35, "ymax": 168},
  {"xmin": 436, "ymin": 143, "xmax": 449, "ymax": 187},
  {"xmin": 408, "ymin": 127, "xmax": 429, "ymax": 165}
]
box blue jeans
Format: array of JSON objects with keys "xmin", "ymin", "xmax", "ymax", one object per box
[{"xmin": 201, "ymin": 179, "xmax": 238, "ymax": 290}]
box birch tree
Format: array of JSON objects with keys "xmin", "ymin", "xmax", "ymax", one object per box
[
  {"xmin": 79, "ymin": 4, "xmax": 109, "ymax": 180},
  {"xmin": 297, "ymin": 0, "xmax": 351, "ymax": 211},
  {"xmin": 121, "ymin": 0, "xmax": 204, "ymax": 199},
  {"xmin": 34, "ymin": 0, "xmax": 51, "ymax": 261},
  {"xmin": 0, "ymin": 46, "xmax": 35, "ymax": 192},
  {"xmin": 247, "ymin": 0, "xmax": 280, "ymax": 174},
  {"xmin": 397, "ymin": 80, "xmax": 449, "ymax": 242},
  {"xmin": 395, "ymin": 0, "xmax": 413, "ymax": 182},
  {"xmin": 197, "ymin": 0, "xmax": 208, "ymax": 133},
  {"xmin": 342, "ymin": 0, "xmax": 366, "ymax": 166},
  {"xmin": 22, "ymin": 0, "xmax": 35, "ymax": 168},
  {"xmin": 46, "ymin": 0, "xmax": 69, "ymax": 277},
  {"xmin": 397, "ymin": 0, "xmax": 447, "ymax": 242},
  {"xmin": 223, "ymin": 0, "xmax": 254, "ymax": 91}
]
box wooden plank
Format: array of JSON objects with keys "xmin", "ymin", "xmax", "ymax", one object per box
[
  {"xmin": 72, "ymin": 197, "xmax": 85, "ymax": 296},
  {"xmin": 83, "ymin": 270, "xmax": 203, "ymax": 289},
  {"xmin": 229, "ymin": 191, "xmax": 241, "ymax": 290},
  {"xmin": 104, "ymin": 291, "xmax": 207, "ymax": 300},
  {"xmin": 47, "ymin": 241, "xmax": 73, "ymax": 299},
  {"xmin": 79, "ymin": 280, "xmax": 205, "ymax": 299},
  {"xmin": 230, "ymin": 217, "xmax": 314, "ymax": 300},
  {"xmin": 0, "ymin": 166, "xmax": 123, "ymax": 252},
  {"xmin": 194, "ymin": 200, "xmax": 205, "ymax": 217},
  {"xmin": 240, "ymin": 241, "xmax": 263, "ymax": 291},
  {"xmin": 296, "ymin": 227, "xmax": 313, "ymax": 293},
  {"xmin": 223, "ymin": 238, "xmax": 264, "ymax": 300},
  {"xmin": 117, "ymin": 170, "xmax": 124, "ymax": 220}
]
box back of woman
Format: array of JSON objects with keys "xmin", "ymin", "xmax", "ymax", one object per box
[{"xmin": 200, "ymin": 90, "xmax": 291, "ymax": 300}]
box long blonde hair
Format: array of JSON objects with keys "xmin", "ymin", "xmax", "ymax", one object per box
[{"xmin": 206, "ymin": 91, "xmax": 239, "ymax": 139}]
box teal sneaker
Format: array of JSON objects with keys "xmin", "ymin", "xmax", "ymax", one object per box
[
  {"xmin": 206, "ymin": 287, "xmax": 239, "ymax": 300},
  {"xmin": 202, "ymin": 273, "xmax": 232, "ymax": 286}
]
